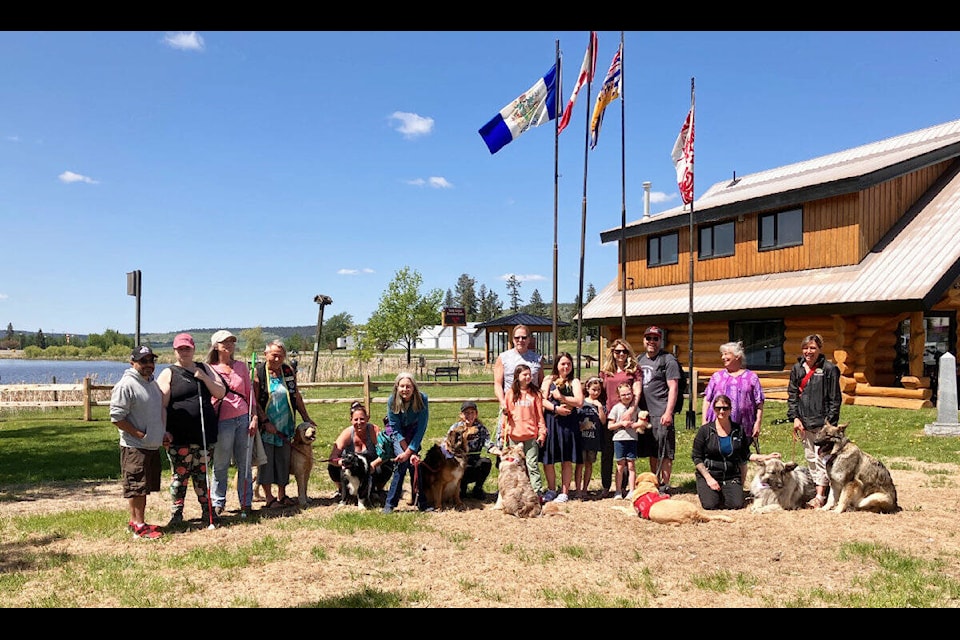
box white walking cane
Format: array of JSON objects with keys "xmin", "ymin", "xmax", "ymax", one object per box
[{"xmin": 198, "ymin": 380, "xmax": 216, "ymax": 530}]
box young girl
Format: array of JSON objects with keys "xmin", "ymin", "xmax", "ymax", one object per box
[
  {"xmin": 608, "ymin": 382, "xmax": 641, "ymax": 499},
  {"xmin": 576, "ymin": 376, "xmax": 606, "ymax": 497},
  {"xmin": 504, "ymin": 363, "xmax": 547, "ymax": 497}
]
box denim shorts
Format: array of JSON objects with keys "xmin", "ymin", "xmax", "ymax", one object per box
[{"xmin": 613, "ymin": 439, "xmax": 637, "ymax": 461}]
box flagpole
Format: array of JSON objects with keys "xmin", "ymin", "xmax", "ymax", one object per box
[
  {"xmin": 575, "ymin": 32, "xmax": 595, "ymax": 380},
  {"xmin": 619, "ymin": 31, "xmax": 627, "ymax": 342},
  {"xmin": 552, "ymin": 39, "xmax": 560, "ymax": 362},
  {"xmin": 686, "ymin": 76, "xmax": 697, "ymax": 430}
]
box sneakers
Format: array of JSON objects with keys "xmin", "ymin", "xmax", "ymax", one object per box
[
  {"xmin": 612, "ymin": 492, "xmax": 624, "ymax": 500},
  {"xmin": 381, "ymin": 506, "xmax": 394, "ymax": 514},
  {"xmin": 553, "ymin": 493, "xmax": 569, "ymax": 504},
  {"xmin": 470, "ymin": 487, "xmax": 487, "ymax": 500},
  {"xmin": 166, "ymin": 511, "xmax": 184, "ymax": 528},
  {"xmin": 213, "ymin": 506, "xmax": 225, "ymax": 516},
  {"xmin": 541, "ymin": 490, "xmax": 558, "ymax": 503},
  {"xmin": 131, "ymin": 523, "xmax": 163, "ymax": 539}
]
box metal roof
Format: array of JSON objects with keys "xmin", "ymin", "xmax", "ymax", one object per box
[
  {"xmin": 583, "ymin": 119, "xmax": 960, "ymax": 323},
  {"xmin": 474, "ymin": 312, "xmax": 570, "ymax": 328},
  {"xmin": 600, "ymin": 118, "xmax": 960, "ymax": 242}
]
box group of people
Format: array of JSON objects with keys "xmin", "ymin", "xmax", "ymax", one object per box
[
  {"xmin": 112, "ymin": 325, "xmax": 843, "ymax": 537},
  {"xmin": 111, "ymin": 333, "xmax": 316, "ymax": 538}
]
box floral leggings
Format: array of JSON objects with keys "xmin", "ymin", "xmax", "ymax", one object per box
[{"xmin": 166, "ymin": 443, "xmax": 213, "ymax": 512}]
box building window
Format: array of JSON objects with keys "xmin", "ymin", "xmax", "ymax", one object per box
[
  {"xmin": 759, "ymin": 208, "xmax": 802, "ymax": 250},
  {"xmin": 699, "ymin": 221, "xmax": 735, "ymax": 259},
  {"xmin": 648, "ymin": 232, "xmax": 679, "ymax": 266},
  {"xmin": 731, "ymin": 319, "xmax": 784, "ymax": 370}
]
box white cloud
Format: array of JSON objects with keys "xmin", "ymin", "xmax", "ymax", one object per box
[
  {"xmin": 389, "ymin": 111, "xmax": 434, "ymax": 138},
  {"xmin": 499, "ymin": 273, "xmax": 546, "ymax": 283},
  {"xmin": 58, "ymin": 171, "xmax": 99, "ymax": 185},
  {"xmin": 337, "ymin": 268, "xmax": 374, "ymax": 276},
  {"xmin": 405, "ymin": 176, "xmax": 452, "ymax": 189},
  {"xmin": 6, "ymin": 135, "xmax": 20, "ymax": 143},
  {"xmin": 649, "ymin": 191, "xmax": 673, "ymax": 204},
  {"xmin": 0, "ymin": 293, "xmax": 8, "ymax": 300},
  {"xmin": 163, "ymin": 32, "xmax": 205, "ymax": 52}
]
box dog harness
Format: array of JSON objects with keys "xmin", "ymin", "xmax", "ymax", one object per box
[{"xmin": 633, "ymin": 492, "xmax": 671, "ymax": 519}]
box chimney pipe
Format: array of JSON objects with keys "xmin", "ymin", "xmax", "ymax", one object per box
[{"xmin": 643, "ymin": 181, "xmax": 652, "ymax": 219}]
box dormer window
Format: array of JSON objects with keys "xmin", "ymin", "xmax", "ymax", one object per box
[
  {"xmin": 699, "ymin": 221, "xmax": 735, "ymax": 259},
  {"xmin": 648, "ymin": 232, "xmax": 679, "ymax": 266},
  {"xmin": 759, "ymin": 208, "xmax": 802, "ymax": 250}
]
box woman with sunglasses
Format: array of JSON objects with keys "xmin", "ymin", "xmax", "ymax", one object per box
[
  {"xmin": 493, "ymin": 324, "xmax": 543, "ymax": 445},
  {"xmin": 691, "ymin": 393, "xmax": 777, "ymax": 510},
  {"xmin": 598, "ymin": 339, "xmax": 642, "ymax": 498}
]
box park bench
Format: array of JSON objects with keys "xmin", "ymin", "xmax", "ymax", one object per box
[
  {"xmin": 470, "ymin": 356, "xmax": 486, "ymax": 365},
  {"xmin": 428, "ymin": 365, "xmax": 460, "ymax": 381}
]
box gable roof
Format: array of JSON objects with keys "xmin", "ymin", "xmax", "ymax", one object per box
[
  {"xmin": 584, "ymin": 118, "xmax": 960, "ymax": 323},
  {"xmin": 600, "ymin": 118, "xmax": 960, "ymax": 241},
  {"xmin": 475, "ymin": 313, "xmax": 570, "ymax": 328}
]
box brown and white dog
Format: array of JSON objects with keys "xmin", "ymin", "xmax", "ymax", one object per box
[
  {"xmin": 813, "ymin": 422, "xmax": 900, "ymax": 514},
  {"xmin": 419, "ymin": 423, "xmax": 477, "ymax": 511},
  {"xmin": 491, "ymin": 443, "xmax": 543, "ymax": 518}
]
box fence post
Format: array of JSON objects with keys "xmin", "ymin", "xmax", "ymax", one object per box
[
  {"xmin": 364, "ymin": 374, "xmax": 372, "ymax": 415},
  {"xmin": 83, "ymin": 376, "xmax": 92, "ymax": 421}
]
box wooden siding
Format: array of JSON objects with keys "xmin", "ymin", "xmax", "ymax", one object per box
[{"xmin": 617, "ymin": 161, "xmax": 952, "ymax": 291}]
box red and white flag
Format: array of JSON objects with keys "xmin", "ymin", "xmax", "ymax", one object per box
[
  {"xmin": 671, "ymin": 105, "xmax": 695, "ymax": 205},
  {"xmin": 557, "ymin": 31, "xmax": 598, "ymax": 135}
]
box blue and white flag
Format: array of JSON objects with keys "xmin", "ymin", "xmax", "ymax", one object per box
[{"xmin": 479, "ymin": 64, "xmax": 559, "ymax": 155}]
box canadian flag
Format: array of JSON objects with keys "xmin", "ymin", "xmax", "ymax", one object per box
[
  {"xmin": 671, "ymin": 106, "xmax": 695, "ymax": 205},
  {"xmin": 557, "ymin": 31, "xmax": 598, "ymax": 135}
]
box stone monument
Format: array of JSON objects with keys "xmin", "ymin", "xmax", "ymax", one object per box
[{"xmin": 924, "ymin": 351, "xmax": 960, "ymax": 435}]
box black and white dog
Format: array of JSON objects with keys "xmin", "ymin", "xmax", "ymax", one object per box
[{"xmin": 339, "ymin": 450, "xmax": 377, "ymax": 510}]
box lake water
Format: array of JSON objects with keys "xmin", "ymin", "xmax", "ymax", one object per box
[{"xmin": 0, "ymin": 359, "xmax": 169, "ymax": 385}]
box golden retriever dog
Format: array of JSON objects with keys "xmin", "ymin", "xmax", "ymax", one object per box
[
  {"xmin": 614, "ymin": 471, "xmax": 734, "ymax": 524},
  {"xmin": 251, "ymin": 423, "xmax": 317, "ymax": 507},
  {"xmin": 813, "ymin": 422, "xmax": 900, "ymax": 513},
  {"xmin": 491, "ymin": 443, "xmax": 543, "ymax": 518},
  {"xmin": 419, "ymin": 424, "xmax": 477, "ymax": 511}
]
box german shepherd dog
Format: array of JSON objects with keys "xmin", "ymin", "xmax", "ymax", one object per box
[
  {"xmin": 339, "ymin": 449, "xmax": 376, "ymax": 509},
  {"xmin": 813, "ymin": 422, "xmax": 900, "ymax": 513},
  {"xmin": 419, "ymin": 423, "xmax": 477, "ymax": 511},
  {"xmin": 749, "ymin": 458, "xmax": 817, "ymax": 513}
]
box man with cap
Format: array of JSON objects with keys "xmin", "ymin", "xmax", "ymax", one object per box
[
  {"xmin": 637, "ymin": 326, "xmax": 681, "ymax": 492},
  {"xmin": 110, "ymin": 345, "xmax": 171, "ymax": 539},
  {"xmin": 445, "ymin": 400, "xmax": 496, "ymax": 500}
]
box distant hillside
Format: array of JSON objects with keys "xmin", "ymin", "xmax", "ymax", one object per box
[{"xmin": 140, "ymin": 326, "xmax": 317, "ymax": 349}]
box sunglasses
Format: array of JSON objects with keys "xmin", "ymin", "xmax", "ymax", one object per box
[
  {"xmin": 514, "ymin": 336, "xmax": 529, "ymax": 340},
  {"xmin": 645, "ymin": 336, "xmax": 661, "ymax": 342},
  {"xmin": 612, "ymin": 349, "xmax": 628, "ymax": 354},
  {"xmin": 714, "ymin": 405, "xmax": 731, "ymax": 411}
]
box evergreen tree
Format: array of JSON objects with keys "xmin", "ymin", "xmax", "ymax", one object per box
[
  {"xmin": 525, "ymin": 288, "xmax": 547, "ymax": 317},
  {"xmin": 454, "ymin": 273, "xmax": 478, "ymax": 320},
  {"xmin": 37, "ymin": 328, "xmax": 46, "ymax": 349},
  {"xmin": 5, "ymin": 323, "xmax": 13, "ymax": 341},
  {"xmin": 444, "ymin": 289, "xmax": 455, "ymax": 308},
  {"xmin": 506, "ymin": 275, "xmax": 522, "ymax": 312},
  {"xmin": 477, "ymin": 285, "xmax": 503, "ymax": 322}
]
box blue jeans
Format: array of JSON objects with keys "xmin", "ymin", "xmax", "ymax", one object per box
[
  {"xmin": 211, "ymin": 414, "xmax": 253, "ymax": 509},
  {"xmin": 384, "ymin": 443, "xmax": 429, "ymax": 511}
]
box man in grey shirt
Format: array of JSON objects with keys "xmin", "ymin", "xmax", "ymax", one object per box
[{"xmin": 111, "ymin": 345, "xmax": 170, "ymax": 539}]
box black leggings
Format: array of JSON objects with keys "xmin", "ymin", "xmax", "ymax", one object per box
[{"xmin": 695, "ymin": 472, "xmax": 745, "ymax": 510}]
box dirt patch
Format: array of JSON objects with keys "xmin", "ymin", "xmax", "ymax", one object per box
[{"xmin": 2, "ymin": 460, "xmax": 959, "ymax": 608}]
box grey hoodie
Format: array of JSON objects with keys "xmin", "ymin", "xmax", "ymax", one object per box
[{"xmin": 110, "ymin": 367, "xmax": 165, "ymax": 449}]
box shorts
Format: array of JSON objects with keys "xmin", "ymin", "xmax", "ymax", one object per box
[
  {"xmin": 613, "ymin": 439, "xmax": 637, "ymax": 461},
  {"xmin": 649, "ymin": 420, "xmax": 676, "ymax": 460},
  {"xmin": 121, "ymin": 446, "xmax": 162, "ymax": 498}
]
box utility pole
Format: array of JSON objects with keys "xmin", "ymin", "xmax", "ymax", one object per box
[{"xmin": 311, "ymin": 294, "xmax": 333, "ymax": 382}]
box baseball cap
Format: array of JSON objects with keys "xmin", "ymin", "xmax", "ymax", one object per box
[
  {"xmin": 210, "ymin": 330, "xmax": 236, "ymax": 345},
  {"xmin": 460, "ymin": 401, "xmax": 478, "ymax": 413},
  {"xmin": 131, "ymin": 345, "xmax": 156, "ymax": 362},
  {"xmin": 173, "ymin": 333, "xmax": 195, "ymax": 349},
  {"xmin": 643, "ymin": 326, "xmax": 663, "ymax": 337}
]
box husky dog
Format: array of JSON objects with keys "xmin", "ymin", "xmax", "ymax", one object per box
[
  {"xmin": 749, "ymin": 458, "xmax": 817, "ymax": 513},
  {"xmin": 339, "ymin": 449, "xmax": 376, "ymax": 510},
  {"xmin": 813, "ymin": 422, "xmax": 900, "ymax": 513}
]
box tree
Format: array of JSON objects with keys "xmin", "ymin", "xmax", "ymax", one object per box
[
  {"xmin": 525, "ymin": 288, "xmax": 547, "ymax": 317},
  {"xmin": 584, "ymin": 282, "xmax": 598, "ymax": 340},
  {"xmin": 476, "ymin": 284, "xmax": 502, "ymax": 322},
  {"xmin": 240, "ymin": 326, "xmax": 265, "ymax": 355},
  {"xmin": 323, "ymin": 312, "xmax": 353, "ymax": 341},
  {"xmin": 443, "ymin": 289, "xmax": 455, "ymax": 308},
  {"xmin": 455, "ymin": 274, "xmax": 478, "ymax": 320},
  {"xmin": 506, "ymin": 275, "xmax": 522, "ymax": 312},
  {"xmin": 366, "ymin": 267, "xmax": 443, "ymax": 365},
  {"xmin": 36, "ymin": 328, "xmax": 46, "ymax": 349},
  {"xmin": 5, "ymin": 323, "xmax": 13, "ymax": 341},
  {"xmin": 285, "ymin": 333, "xmax": 307, "ymax": 353}
]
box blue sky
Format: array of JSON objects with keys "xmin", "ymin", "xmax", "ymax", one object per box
[{"xmin": 3, "ymin": 30, "xmax": 960, "ymax": 336}]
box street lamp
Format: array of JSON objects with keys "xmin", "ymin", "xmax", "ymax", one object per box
[{"xmin": 311, "ymin": 294, "xmax": 333, "ymax": 382}]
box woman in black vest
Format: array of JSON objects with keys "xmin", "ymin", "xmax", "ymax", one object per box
[{"xmin": 156, "ymin": 333, "xmax": 226, "ymax": 527}]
